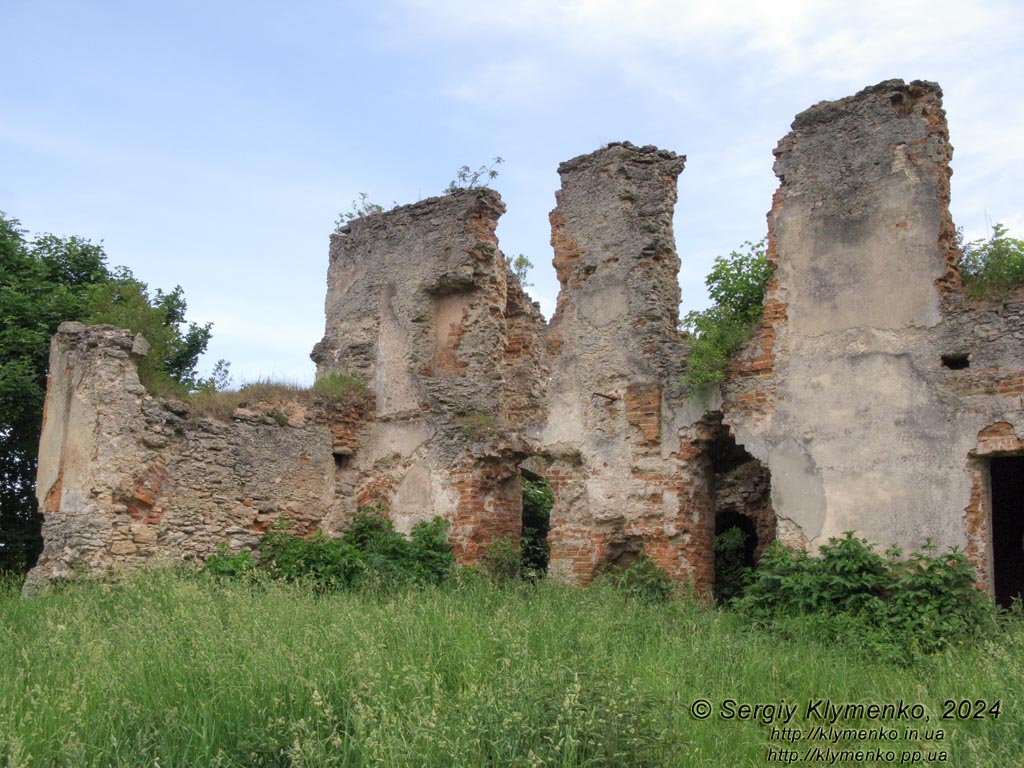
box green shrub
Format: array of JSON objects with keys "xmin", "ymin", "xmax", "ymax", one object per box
[
  {"xmin": 681, "ymin": 238, "xmax": 772, "ymax": 388},
  {"xmin": 735, "ymin": 533, "xmax": 997, "ymax": 663},
  {"xmin": 407, "ymin": 515, "xmax": 457, "ymax": 584},
  {"xmin": 199, "ymin": 543, "xmax": 255, "ymax": 578},
  {"xmin": 960, "ymin": 223, "xmax": 1024, "ymax": 298},
  {"xmin": 884, "ymin": 542, "xmax": 994, "ymax": 650},
  {"xmin": 258, "ymin": 524, "xmax": 363, "ymax": 590},
  {"xmin": 596, "ymin": 552, "xmax": 674, "ymax": 604},
  {"xmin": 482, "ymin": 536, "xmax": 522, "ymax": 583},
  {"xmin": 207, "ymin": 507, "xmax": 455, "ymax": 592}
]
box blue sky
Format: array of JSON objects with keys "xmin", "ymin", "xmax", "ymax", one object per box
[{"xmin": 3, "ymin": 0, "xmax": 1022, "ymax": 384}]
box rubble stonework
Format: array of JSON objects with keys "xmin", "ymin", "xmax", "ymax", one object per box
[
  {"xmin": 27, "ymin": 323, "xmax": 346, "ymax": 589},
  {"xmin": 27, "ymin": 79, "xmax": 1024, "ymax": 599}
]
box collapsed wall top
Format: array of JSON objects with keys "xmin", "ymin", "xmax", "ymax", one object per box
[{"xmin": 311, "ymin": 188, "xmax": 544, "ymax": 426}]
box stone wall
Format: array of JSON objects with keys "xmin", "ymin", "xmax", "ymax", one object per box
[
  {"xmin": 311, "ymin": 188, "xmax": 547, "ymax": 562},
  {"xmin": 27, "ymin": 79, "xmax": 1024, "ymax": 598},
  {"xmin": 721, "ymin": 80, "xmax": 1024, "ymax": 593},
  {"xmin": 540, "ymin": 142, "xmax": 702, "ymax": 584},
  {"xmin": 28, "ymin": 323, "xmax": 346, "ymax": 589}
]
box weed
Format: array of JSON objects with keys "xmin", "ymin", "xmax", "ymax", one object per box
[
  {"xmin": 335, "ymin": 193, "xmax": 393, "ymax": 232},
  {"xmin": 596, "ymin": 551, "xmax": 674, "ymax": 604},
  {"xmin": 453, "ymin": 410, "xmax": 499, "ymax": 439},
  {"xmin": 312, "ymin": 372, "xmax": 368, "ymax": 406},
  {"xmin": 445, "ymin": 157, "xmax": 503, "ymax": 194},
  {"xmin": 187, "ymin": 377, "xmax": 311, "ymax": 420}
]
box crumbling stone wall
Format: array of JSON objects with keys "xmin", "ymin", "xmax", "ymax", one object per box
[
  {"xmin": 311, "ymin": 188, "xmax": 547, "ymax": 562},
  {"xmin": 27, "ymin": 323, "xmax": 346, "ymax": 589},
  {"xmin": 540, "ymin": 142, "xmax": 707, "ymax": 584},
  {"xmin": 28, "ymin": 79, "xmax": 1023, "ymax": 597},
  {"xmin": 722, "ymin": 80, "xmax": 1024, "ymax": 593}
]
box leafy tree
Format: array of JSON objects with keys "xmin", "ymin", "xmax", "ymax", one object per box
[
  {"xmin": 0, "ymin": 211, "xmax": 217, "ymax": 574},
  {"xmin": 83, "ymin": 268, "xmax": 213, "ymax": 393},
  {"xmin": 960, "ymin": 223, "xmax": 1024, "ymax": 298},
  {"xmin": 505, "ymin": 253, "xmax": 533, "ymax": 287},
  {"xmin": 0, "ymin": 215, "xmax": 111, "ymax": 572},
  {"xmin": 681, "ymin": 238, "xmax": 772, "ymax": 388}
]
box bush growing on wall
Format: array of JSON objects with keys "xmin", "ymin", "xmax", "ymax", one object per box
[
  {"xmin": 681, "ymin": 239, "xmax": 772, "ymax": 388},
  {"xmin": 960, "ymin": 223, "xmax": 1024, "ymax": 298}
]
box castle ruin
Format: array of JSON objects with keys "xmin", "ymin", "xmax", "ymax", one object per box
[{"xmin": 26, "ymin": 80, "xmax": 1024, "ymax": 604}]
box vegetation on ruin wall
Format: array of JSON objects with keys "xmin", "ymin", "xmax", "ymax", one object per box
[
  {"xmin": 0, "ymin": 212, "xmax": 217, "ymax": 574},
  {"xmin": 681, "ymin": 238, "xmax": 772, "ymax": 388},
  {"xmin": 1, "ymin": 569, "xmax": 1021, "ymax": 767},
  {"xmin": 960, "ymin": 223, "xmax": 1024, "ymax": 299},
  {"xmin": 334, "ymin": 158, "xmax": 504, "ymax": 233},
  {"xmin": 186, "ymin": 373, "xmax": 368, "ymax": 420}
]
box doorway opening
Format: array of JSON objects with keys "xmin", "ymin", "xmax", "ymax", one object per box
[
  {"xmin": 520, "ymin": 466, "xmax": 553, "ymax": 577},
  {"xmin": 705, "ymin": 414, "xmax": 774, "ymax": 603},
  {"xmin": 991, "ymin": 456, "xmax": 1024, "ymax": 608}
]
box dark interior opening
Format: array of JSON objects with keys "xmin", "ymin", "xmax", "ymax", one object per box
[
  {"xmin": 520, "ymin": 468, "xmax": 552, "ymax": 576},
  {"xmin": 991, "ymin": 456, "xmax": 1024, "ymax": 608},
  {"xmin": 705, "ymin": 413, "xmax": 774, "ymax": 602},
  {"xmin": 714, "ymin": 509, "xmax": 757, "ymax": 604},
  {"xmin": 941, "ymin": 352, "xmax": 970, "ymax": 370},
  {"xmin": 715, "ymin": 510, "xmax": 758, "ymax": 565}
]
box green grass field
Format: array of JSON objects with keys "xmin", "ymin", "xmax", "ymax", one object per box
[{"xmin": 1, "ymin": 571, "xmax": 1021, "ymax": 767}]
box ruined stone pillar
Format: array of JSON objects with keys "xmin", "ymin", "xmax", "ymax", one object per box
[
  {"xmin": 722, "ymin": 79, "xmax": 1023, "ymax": 571},
  {"xmin": 27, "ymin": 323, "xmax": 155, "ymax": 587},
  {"xmin": 312, "ymin": 189, "xmax": 546, "ymax": 561},
  {"xmin": 541, "ymin": 142, "xmax": 693, "ymax": 583}
]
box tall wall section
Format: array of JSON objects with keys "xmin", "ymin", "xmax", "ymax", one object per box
[
  {"xmin": 311, "ymin": 188, "xmax": 547, "ymax": 562},
  {"xmin": 540, "ymin": 142, "xmax": 714, "ymax": 584},
  {"xmin": 722, "ymin": 80, "xmax": 1024, "ymax": 590}
]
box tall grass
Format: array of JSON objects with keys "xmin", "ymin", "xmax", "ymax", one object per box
[
  {"xmin": 186, "ymin": 374, "xmax": 365, "ymax": 421},
  {"xmin": 1, "ymin": 571, "xmax": 1021, "ymax": 766}
]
